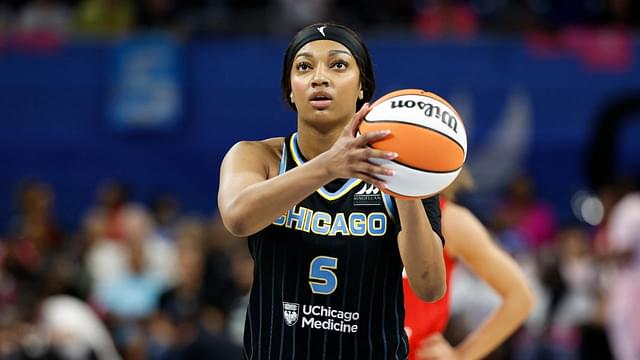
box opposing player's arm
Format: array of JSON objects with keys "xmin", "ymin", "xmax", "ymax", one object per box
[
  {"xmin": 396, "ymin": 198, "xmax": 446, "ymax": 302},
  {"xmin": 218, "ymin": 140, "xmax": 333, "ymax": 237},
  {"xmin": 444, "ymin": 203, "xmax": 536, "ymax": 360}
]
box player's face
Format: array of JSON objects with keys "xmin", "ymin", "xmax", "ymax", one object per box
[{"xmin": 290, "ymin": 40, "xmax": 362, "ymax": 125}]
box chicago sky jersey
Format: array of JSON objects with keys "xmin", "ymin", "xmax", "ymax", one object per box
[{"xmin": 244, "ymin": 133, "xmax": 442, "ymax": 359}]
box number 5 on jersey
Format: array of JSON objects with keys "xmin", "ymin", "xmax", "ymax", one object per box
[{"xmin": 309, "ymin": 256, "xmax": 338, "ymax": 295}]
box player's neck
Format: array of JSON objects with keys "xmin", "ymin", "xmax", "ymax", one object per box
[{"xmin": 296, "ymin": 124, "xmax": 342, "ymax": 160}]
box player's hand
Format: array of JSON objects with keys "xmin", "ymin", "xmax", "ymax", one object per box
[
  {"xmin": 319, "ymin": 103, "xmax": 397, "ymax": 187},
  {"xmin": 416, "ymin": 333, "xmax": 462, "ymax": 360}
]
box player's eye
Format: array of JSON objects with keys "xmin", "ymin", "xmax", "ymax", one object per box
[
  {"xmin": 296, "ymin": 62, "xmax": 312, "ymax": 71},
  {"xmin": 331, "ymin": 61, "xmax": 348, "ymax": 70}
]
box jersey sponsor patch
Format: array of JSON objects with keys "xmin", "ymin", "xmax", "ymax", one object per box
[
  {"xmin": 353, "ymin": 183, "xmax": 382, "ymax": 207},
  {"xmin": 283, "ymin": 302, "xmax": 360, "ymax": 333},
  {"xmin": 283, "ymin": 301, "xmax": 300, "ymax": 326}
]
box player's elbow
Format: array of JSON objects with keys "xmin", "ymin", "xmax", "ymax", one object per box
[
  {"xmin": 505, "ymin": 280, "xmax": 537, "ymax": 320},
  {"xmin": 220, "ymin": 208, "xmax": 253, "ymax": 237},
  {"xmin": 520, "ymin": 283, "xmax": 537, "ymax": 316},
  {"xmin": 414, "ymin": 280, "xmax": 446, "ymax": 303}
]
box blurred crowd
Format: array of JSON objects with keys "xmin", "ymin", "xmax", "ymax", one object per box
[
  {"xmin": 0, "ymin": 180, "xmax": 251, "ymax": 359},
  {"xmin": 0, "ymin": 0, "xmax": 639, "ymax": 39},
  {"xmin": 1, "ymin": 173, "xmax": 639, "ymax": 359}
]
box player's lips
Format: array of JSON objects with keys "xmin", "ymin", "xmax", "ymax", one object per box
[{"xmin": 309, "ymin": 91, "xmax": 333, "ymax": 110}]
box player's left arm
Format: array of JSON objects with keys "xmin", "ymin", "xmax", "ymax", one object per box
[
  {"xmin": 419, "ymin": 203, "xmax": 536, "ymax": 360},
  {"xmin": 396, "ymin": 196, "xmax": 446, "ymax": 302}
]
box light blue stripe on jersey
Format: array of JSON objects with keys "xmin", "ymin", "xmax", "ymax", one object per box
[
  {"xmin": 322, "ymin": 295, "xmax": 330, "ymax": 359},
  {"xmin": 393, "ymin": 276, "xmax": 401, "ymax": 360},
  {"xmin": 292, "ymin": 256, "xmax": 300, "ymax": 359},
  {"xmin": 246, "ymin": 305, "xmax": 253, "ymax": 359},
  {"xmin": 279, "ymin": 141, "xmax": 288, "ymax": 175},
  {"xmin": 289, "ymin": 133, "xmax": 362, "ymax": 201},
  {"xmin": 338, "ymin": 240, "xmax": 352, "ymax": 359},
  {"xmin": 382, "ymin": 270, "xmax": 388, "ymax": 357},
  {"xmin": 268, "ymin": 245, "xmax": 275, "ymax": 357},
  {"xmin": 355, "ymin": 243, "xmax": 368, "ymax": 360},
  {"xmin": 368, "ymin": 256, "xmax": 380, "ymax": 359},
  {"xmin": 278, "ymin": 257, "xmax": 286, "ymax": 360},
  {"xmin": 382, "ymin": 193, "xmax": 397, "ymax": 223}
]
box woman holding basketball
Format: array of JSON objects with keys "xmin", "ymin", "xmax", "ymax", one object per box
[
  {"xmin": 218, "ymin": 23, "xmax": 446, "ymax": 358},
  {"xmin": 404, "ymin": 170, "xmax": 536, "ymax": 360}
]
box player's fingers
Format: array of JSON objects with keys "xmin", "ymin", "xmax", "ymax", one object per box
[
  {"xmin": 348, "ymin": 102, "xmax": 370, "ymax": 136},
  {"xmin": 361, "ymin": 147, "xmax": 398, "ymax": 161},
  {"xmin": 416, "ymin": 346, "xmax": 437, "ymax": 360},
  {"xmin": 355, "ymin": 162, "xmax": 395, "ymax": 177},
  {"xmin": 417, "ymin": 345, "xmax": 444, "ymax": 360},
  {"xmin": 423, "ymin": 333, "xmax": 445, "ymax": 344},
  {"xmin": 354, "ymin": 174, "xmax": 384, "ymax": 186},
  {"xmin": 355, "ymin": 129, "xmax": 390, "ymax": 147}
]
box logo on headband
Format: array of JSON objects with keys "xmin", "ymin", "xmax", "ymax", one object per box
[{"xmin": 317, "ymin": 25, "xmax": 327, "ymax": 37}]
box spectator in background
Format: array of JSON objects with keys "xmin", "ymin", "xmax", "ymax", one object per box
[
  {"xmin": 92, "ymin": 204, "xmax": 175, "ymax": 356},
  {"xmin": 15, "ymin": 0, "xmax": 72, "ymax": 35},
  {"xmin": 331, "ymin": 0, "xmax": 415, "ymax": 32},
  {"xmin": 40, "ymin": 295, "xmax": 121, "ymax": 360},
  {"xmin": 94, "ymin": 181, "xmax": 130, "ymax": 242},
  {"xmin": 532, "ymin": 225, "xmax": 609, "ymax": 359},
  {"xmin": 492, "ymin": 173, "xmax": 557, "ymax": 252},
  {"xmin": 74, "ymin": 0, "xmax": 134, "ymax": 37},
  {"xmin": 135, "ymin": 0, "xmax": 204, "ymax": 36},
  {"xmin": 151, "ymin": 193, "xmax": 181, "ymax": 240},
  {"xmin": 226, "ymin": 239, "xmax": 254, "ymax": 346},
  {"xmin": 412, "ymin": 0, "xmax": 478, "ymax": 38},
  {"xmin": 5, "ymin": 180, "xmax": 63, "ymax": 279},
  {"xmin": 201, "ymin": 215, "xmax": 239, "ymax": 315},
  {"xmin": 604, "ymin": 189, "xmax": 640, "ymax": 360},
  {"xmin": 148, "ymin": 217, "xmax": 241, "ymax": 359},
  {"xmin": 85, "ymin": 208, "xmax": 129, "ymax": 293},
  {"xmin": 268, "ymin": 0, "xmax": 331, "ymax": 34}
]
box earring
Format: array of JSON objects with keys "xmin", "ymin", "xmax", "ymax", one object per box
[
  {"xmin": 290, "ymin": 93, "xmax": 294, "ymax": 103},
  {"xmin": 358, "ymin": 90, "xmax": 364, "ymax": 100}
]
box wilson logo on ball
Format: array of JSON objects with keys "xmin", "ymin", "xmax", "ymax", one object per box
[{"xmin": 389, "ymin": 100, "xmax": 459, "ymax": 134}]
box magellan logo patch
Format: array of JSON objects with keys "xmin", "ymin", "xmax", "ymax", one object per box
[
  {"xmin": 283, "ymin": 302, "xmax": 299, "ymax": 326},
  {"xmin": 353, "ymin": 183, "xmax": 381, "ymax": 206}
]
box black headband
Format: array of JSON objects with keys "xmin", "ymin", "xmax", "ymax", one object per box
[{"xmin": 285, "ymin": 24, "xmax": 367, "ymax": 71}]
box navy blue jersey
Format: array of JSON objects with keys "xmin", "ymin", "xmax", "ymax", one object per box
[{"xmin": 244, "ymin": 133, "xmax": 443, "ymax": 359}]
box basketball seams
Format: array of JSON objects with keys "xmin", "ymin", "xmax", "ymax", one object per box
[
  {"xmin": 364, "ymin": 144, "xmax": 462, "ymax": 174},
  {"xmin": 361, "ymin": 118, "xmax": 466, "ymax": 160},
  {"xmin": 389, "ymin": 158, "xmax": 463, "ymax": 174}
]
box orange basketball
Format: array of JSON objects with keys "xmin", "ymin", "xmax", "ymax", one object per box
[{"xmin": 359, "ymin": 89, "xmax": 467, "ymax": 199}]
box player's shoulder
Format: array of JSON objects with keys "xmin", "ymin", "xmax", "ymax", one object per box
[
  {"xmin": 443, "ymin": 201, "xmax": 471, "ymax": 217},
  {"xmin": 224, "ymin": 138, "xmax": 285, "ymax": 177},
  {"xmin": 442, "ymin": 202, "xmax": 477, "ymax": 236},
  {"xmin": 227, "ymin": 137, "xmax": 285, "ymax": 158}
]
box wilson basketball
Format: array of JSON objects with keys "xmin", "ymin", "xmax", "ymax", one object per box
[{"xmin": 360, "ymin": 89, "xmax": 467, "ymax": 199}]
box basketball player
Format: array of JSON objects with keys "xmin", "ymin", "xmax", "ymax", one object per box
[
  {"xmin": 404, "ymin": 170, "xmax": 536, "ymax": 360},
  {"xmin": 218, "ymin": 23, "xmax": 446, "ymax": 358}
]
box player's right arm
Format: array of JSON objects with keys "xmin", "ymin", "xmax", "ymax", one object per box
[
  {"xmin": 218, "ymin": 105, "xmax": 395, "ymax": 237},
  {"xmin": 218, "ymin": 139, "xmax": 329, "ymax": 236}
]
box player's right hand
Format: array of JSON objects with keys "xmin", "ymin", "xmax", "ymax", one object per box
[{"xmin": 319, "ymin": 103, "xmax": 398, "ymax": 187}]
